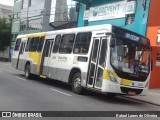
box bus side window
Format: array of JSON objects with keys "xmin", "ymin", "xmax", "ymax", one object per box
[
  {"xmin": 37, "ymin": 37, "xmax": 44, "ymax": 52},
  {"xmin": 29, "ymin": 37, "xmax": 39, "ymax": 52},
  {"xmin": 25, "ymin": 38, "xmax": 31, "ymax": 52},
  {"xmin": 59, "ymin": 34, "xmax": 75, "ymax": 54},
  {"xmin": 19, "ymin": 42, "xmax": 26, "ymax": 54},
  {"xmin": 52, "ymin": 35, "xmax": 61, "ymax": 53},
  {"xmin": 14, "ymin": 39, "xmax": 21, "ymax": 51},
  {"xmin": 73, "ymin": 32, "xmax": 91, "ymax": 54}
]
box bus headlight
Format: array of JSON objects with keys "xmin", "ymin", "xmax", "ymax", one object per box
[{"xmin": 108, "ymin": 71, "xmax": 118, "ymax": 83}]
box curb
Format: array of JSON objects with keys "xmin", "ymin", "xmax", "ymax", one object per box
[{"xmin": 124, "ymin": 96, "xmax": 160, "ymax": 107}]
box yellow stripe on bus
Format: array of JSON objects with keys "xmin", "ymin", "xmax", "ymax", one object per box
[
  {"xmin": 103, "ymin": 69, "xmax": 118, "ymax": 80},
  {"xmin": 28, "ymin": 52, "xmax": 41, "ymax": 64},
  {"xmin": 103, "ymin": 69, "xmax": 110, "ymax": 80},
  {"xmin": 26, "ymin": 32, "xmax": 46, "ymax": 38},
  {"xmin": 120, "ymin": 79, "xmax": 132, "ymax": 86},
  {"xmin": 36, "ymin": 53, "xmax": 42, "ymax": 72}
]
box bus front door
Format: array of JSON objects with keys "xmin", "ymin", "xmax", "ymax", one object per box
[
  {"xmin": 40, "ymin": 39, "xmax": 54, "ymax": 76},
  {"xmin": 87, "ymin": 37, "xmax": 108, "ymax": 89}
]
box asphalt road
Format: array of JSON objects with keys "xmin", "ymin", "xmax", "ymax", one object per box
[{"xmin": 0, "ymin": 62, "xmax": 160, "ymax": 120}]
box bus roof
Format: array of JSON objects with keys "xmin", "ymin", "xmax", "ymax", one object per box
[
  {"xmin": 46, "ymin": 24, "xmax": 113, "ymax": 36},
  {"xmin": 16, "ymin": 24, "xmax": 149, "ymax": 46}
]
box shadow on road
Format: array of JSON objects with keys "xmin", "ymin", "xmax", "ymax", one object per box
[{"xmin": 15, "ymin": 74, "xmax": 145, "ymax": 106}]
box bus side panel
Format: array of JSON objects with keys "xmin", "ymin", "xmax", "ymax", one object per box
[
  {"xmin": 46, "ymin": 67, "xmax": 57, "ymax": 79},
  {"xmin": 30, "ymin": 63, "xmax": 39, "ymax": 75},
  {"xmin": 44, "ymin": 53, "xmax": 58, "ymax": 80},
  {"xmin": 25, "ymin": 52, "xmax": 42, "ymax": 75},
  {"xmin": 49, "ymin": 54, "xmax": 89, "ymax": 84},
  {"xmin": 49, "ymin": 54, "xmax": 70, "ymax": 82},
  {"xmin": 11, "ymin": 57, "xmax": 18, "ymax": 69}
]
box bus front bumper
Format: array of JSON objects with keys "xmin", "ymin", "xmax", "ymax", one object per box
[{"xmin": 102, "ymin": 79, "xmax": 148, "ymax": 96}]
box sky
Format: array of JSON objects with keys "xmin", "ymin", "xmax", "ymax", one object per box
[{"xmin": 0, "ymin": 0, "xmax": 14, "ymax": 6}]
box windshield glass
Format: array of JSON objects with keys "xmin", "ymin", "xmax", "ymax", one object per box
[{"xmin": 110, "ymin": 37, "xmax": 150, "ymax": 77}]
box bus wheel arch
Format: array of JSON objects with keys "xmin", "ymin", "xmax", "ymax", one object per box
[{"xmin": 69, "ymin": 68, "xmax": 83, "ymax": 94}]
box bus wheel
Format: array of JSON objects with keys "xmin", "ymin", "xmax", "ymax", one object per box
[
  {"xmin": 25, "ymin": 64, "xmax": 32, "ymax": 79},
  {"xmin": 72, "ymin": 73, "xmax": 83, "ymax": 94}
]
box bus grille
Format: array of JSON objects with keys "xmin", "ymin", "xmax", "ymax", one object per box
[{"xmin": 120, "ymin": 87, "xmax": 143, "ymax": 95}]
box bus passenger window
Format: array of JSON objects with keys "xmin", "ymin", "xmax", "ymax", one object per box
[
  {"xmin": 37, "ymin": 37, "xmax": 44, "ymax": 52},
  {"xmin": 14, "ymin": 39, "xmax": 21, "ymax": 51},
  {"xmin": 29, "ymin": 37, "xmax": 39, "ymax": 52},
  {"xmin": 25, "ymin": 38, "xmax": 31, "ymax": 52},
  {"xmin": 73, "ymin": 32, "xmax": 91, "ymax": 54},
  {"xmin": 19, "ymin": 42, "xmax": 26, "ymax": 54},
  {"xmin": 52, "ymin": 35, "xmax": 61, "ymax": 53},
  {"xmin": 59, "ymin": 34, "xmax": 75, "ymax": 54}
]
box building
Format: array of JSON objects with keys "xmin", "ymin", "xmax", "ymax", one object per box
[
  {"xmin": 49, "ymin": 0, "xmax": 68, "ymax": 28},
  {"xmin": 73, "ymin": 0, "xmax": 149, "ymax": 35},
  {"xmin": 73, "ymin": 0, "xmax": 160, "ymax": 88},
  {"xmin": 11, "ymin": 0, "xmax": 78, "ymax": 49},
  {"xmin": 49, "ymin": 0, "xmax": 78, "ymax": 29},
  {"xmin": 11, "ymin": 0, "xmax": 22, "ymax": 49},
  {"xmin": 0, "ymin": 4, "xmax": 13, "ymax": 19},
  {"xmin": 11, "ymin": 0, "xmax": 55, "ymax": 49},
  {"xmin": 146, "ymin": 0, "xmax": 160, "ymax": 88}
]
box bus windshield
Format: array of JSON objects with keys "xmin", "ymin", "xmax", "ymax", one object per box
[{"xmin": 110, "ymin": 37, "xmax": 150, "ymax": 78}]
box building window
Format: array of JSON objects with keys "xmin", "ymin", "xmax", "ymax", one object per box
[
  {"xmin": 20, "ymin": 20, "xmax": 27, "ymax": 31},
  {"xmin": 28, "ymin": 0, "xmax": 31, "ymax": 7},
  {"xmin": 13, "ymin": 14, "xmax": 17, "ymax": 19},
  {"xmin": 126, "ymin": 14, "xmax": 135, "ymax": 25},
  {"xmin": 22, "ymin": 0, "xmax": 29, "ymax": 9},
  {"xmin": 17, "ymin": 12, "xmax": 20, "ymax": 18}
]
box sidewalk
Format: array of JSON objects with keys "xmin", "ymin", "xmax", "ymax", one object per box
[
  {"xmin": 126, "ymin": 89, "xmax": 160, "ymax": 106},
  {"xmin": 0, "ymin": 55, "xmax": 9, "ymax": 61},
  {"xmin": 0, "ymin": 61, "xmax": 160, "ymax": 106}
]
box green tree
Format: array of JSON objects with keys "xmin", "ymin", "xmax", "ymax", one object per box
[{"xmin": 0, "ymin": 18, "xmax": 12, "ymax": 51}]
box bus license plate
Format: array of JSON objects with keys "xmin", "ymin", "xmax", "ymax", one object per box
[{"xmin": 128, "ymin": 91, "xmax": 136, "ymax": 95}]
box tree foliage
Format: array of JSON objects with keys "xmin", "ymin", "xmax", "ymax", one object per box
[{"xmin": 0, "ymin": 18, "xmax": 12, "ymax": 51}]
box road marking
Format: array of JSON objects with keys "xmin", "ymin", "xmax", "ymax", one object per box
[
  {"xmin": 50, "ymin": 88, "xmax": 72, "ymax": 97},
  {"xmin": 16, "ymin": 77, "xmax": 27, "ymax": 81}
]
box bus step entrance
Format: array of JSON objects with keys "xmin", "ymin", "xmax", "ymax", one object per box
[{"xmin": 40, "ymin": 75, "xmax": 47, "ymax": 79}]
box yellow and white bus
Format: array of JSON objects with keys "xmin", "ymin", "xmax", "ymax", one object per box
[{"xmin": 11, "ymin": 24, "xmax": 151, "ymax": 96}]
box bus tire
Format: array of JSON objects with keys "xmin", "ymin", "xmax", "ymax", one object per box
[
  {"xmin": 25, "ymin": 64, "xmax": 32, "ymax": 79},
  {"xmin": 72, "ymin": 72, "xmax": 83, "ymax": 94}
]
